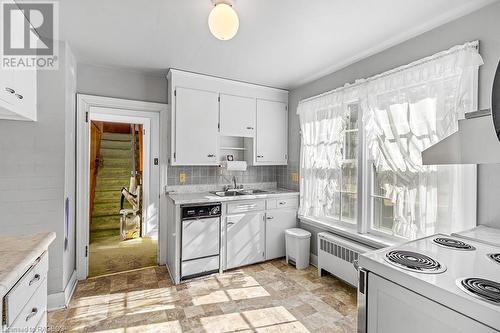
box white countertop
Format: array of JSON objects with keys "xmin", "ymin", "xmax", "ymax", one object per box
[
  {"xmin": 452, "ymin": 225, "xmax": 500, "ymax": 247},
  {"xmin": 168, "ymin": 188, "xmax": 299, "ymax": 205},
  {"xmin": 0, "ymin": 232, "xmax": 56, "ymax": 297}
]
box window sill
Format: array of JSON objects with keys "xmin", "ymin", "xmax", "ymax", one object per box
[{"xmin": 298, "ymin": 215, "xmax": 401, "ymax": 249}]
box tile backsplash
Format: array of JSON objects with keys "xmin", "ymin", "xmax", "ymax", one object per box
[
  {"xmin": 277, "ymin": 164, "xmax": 299, "ymax": 191},
  {"xmin": 167, "ymin": 165, "xmax": 278, "ymax": 186}
]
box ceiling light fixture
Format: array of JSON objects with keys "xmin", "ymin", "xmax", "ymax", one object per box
[{"xmin": 208, "ymin": 1, "xmax": 239, "ymax": 41}]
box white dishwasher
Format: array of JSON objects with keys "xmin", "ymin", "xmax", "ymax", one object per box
[{"xmin": 181, "ymin": 203, "xmax": 221, "ymax": 280}]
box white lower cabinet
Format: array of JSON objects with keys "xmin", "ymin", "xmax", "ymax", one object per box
[
  {"xmin": 265, "ymin": 209, "xmax": 297, "ymax": 260},
  {"xmin": 224, "ymin": 196, "xmax": 298, "ymax": 270},
  {"xmin": 2, "ymin": 251, "xmax": 48, "ymax": 333},
  {"xmin": 226, "ymin": 212, "xmax": 265, "ymax": 270},
  {"xmin": 7, "ymin": 279, "xmax": 47, "ymax": 333}
]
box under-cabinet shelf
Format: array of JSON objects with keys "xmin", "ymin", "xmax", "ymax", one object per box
[{"xmin": 220, "ymin": 147, "xmax": 247, "ymax": 151}]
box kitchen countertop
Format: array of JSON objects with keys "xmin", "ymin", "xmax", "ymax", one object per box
[
  {"xmin": 0, "ymin": 232, "xmax": 56, "ymax": 297},
  {"xmin": 168, "ymin": 188, "xmax": 299, "ymax": 205}
]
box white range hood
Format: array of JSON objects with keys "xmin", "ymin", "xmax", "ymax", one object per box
[
  {"xmin": 422, "ymin": 110, "xmax": 500, "ymax": 164},
  {"xmin": 422, "ymin": 60, "xmax": 500, "ymax": 165}
]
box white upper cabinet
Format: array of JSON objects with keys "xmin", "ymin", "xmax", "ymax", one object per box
[
  {"xmin": 0, "ymin": 67, "xmax": 37, "ymax": 122},
  {"xmin": 0, "ymin": 4, "xmax": 37, "ymax": 122},
  {"xmin": 168, "ymin": 69, "xmax": 288, "ymax": 166},
  {"xmin": 219, "ymin": 94, "xmax": 255, "ymax": 137},
  {"xmin": 252, "ymin": 99, "xmax": 288, "ymax": 165},
  {"xmin": 173, "ymin": 87, "xmax": 219, "ymax": 165}
]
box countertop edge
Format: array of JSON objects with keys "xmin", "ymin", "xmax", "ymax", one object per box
[
  {"xmin": 169, "ymin": 190, "xmax": 299, "ymax": 205},
  {"xmin": 0, "ymin": 232, "xmax": 56, "ymax": 295}
]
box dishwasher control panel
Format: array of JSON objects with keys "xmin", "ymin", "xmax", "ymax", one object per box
[{"xmin": 181, "ymin": 203, "xmax": 221, "ymax": 219}]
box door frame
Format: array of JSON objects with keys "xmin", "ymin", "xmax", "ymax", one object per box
[{"xmin": 76, "ymin": 94, "xmax": 168, "ymax": 280}]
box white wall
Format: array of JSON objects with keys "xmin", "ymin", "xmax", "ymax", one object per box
[
  {"xmin": 0, "ymin": 42, "xmax": 76, "ymax": 300},
  {"xmin": 62, "ymin": 45, "xmax": 77, "ymax": 295},
  {"xmin": 77, "ymin": 63, "xmax": 167, "ymax": 103},
  {"xmin": 286, "ymin": 1, "xmax": 500, "ymax": 252}
]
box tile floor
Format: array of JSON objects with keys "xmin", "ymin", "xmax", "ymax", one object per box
[{"xmin": 48, "ymin": 260, "xmax": 357, "ymax": 332}]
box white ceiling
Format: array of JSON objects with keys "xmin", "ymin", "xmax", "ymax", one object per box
[{"xmin": 57, "ymin": 0, "xmax": 496, "ymax": 89}]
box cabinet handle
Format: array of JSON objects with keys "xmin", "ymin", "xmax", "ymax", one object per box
[
  {"xmin": 278, "ymin": 201, "xmax": 286, "ymax": 205},
  {"xmin": 227, "ymin": 222, "xmax": 235, "ymax": 226},
  {"xmin": 207, "ymin": 154, "xmax": 216, "ymax": 158},
  {"xmin": 29, "ymin": 273, "xmax": 41, "ymax": 286},
  {"xmin": 25, "ymin": 307, "xmax": 38, "ymax": 322},
  {"xmin": 266, "ymin": 216, "xmax": 274, "ymax": 220},
  {"xmin": 238, "ymin": 204, "xmax": 255, "ymax": 209},
  {"xmin": 15, "ymin": 93, "xmax": 23, "ymax": 100},
  {"xmin": 246, "ymin": 126, "xmax": 254, "ymax": 130},
  {"xmin": 5, "ymin": 87, "xmax": 15, "ymax": 94},
  {"xmin": 257, "ymin": 155, "xmax": 263, "ymax": 158}
]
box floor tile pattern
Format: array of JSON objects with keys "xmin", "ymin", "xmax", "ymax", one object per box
[{"xmin": 48, "ymin": 260, "xmax": 357, "ymax": 332}]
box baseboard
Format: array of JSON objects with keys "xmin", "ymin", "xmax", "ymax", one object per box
[
  {"xmin": 310, "ymin": 253, "xmax": 318, "ymax": 268},
  {"xmin": 47, "ymin": 270, "xmax": 77, "ymax": 311}
]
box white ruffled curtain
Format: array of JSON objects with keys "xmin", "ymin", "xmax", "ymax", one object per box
[
  {"xmin": 363, "ymin": 43, "xmax": 482, "ymax": 239},
  {"xmin": 298, "ymin": 86, "xmax": 360, "ymax": 219},
  {"xmin": 298, "ymin": 41, "xmax": 482, "ymax": 239}
]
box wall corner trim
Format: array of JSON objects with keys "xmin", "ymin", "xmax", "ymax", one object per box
[{"xmin": 47, "ymin": 270, "xmax": 78, "ymax": 311}]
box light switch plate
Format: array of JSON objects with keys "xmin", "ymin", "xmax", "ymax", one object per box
[{"xmin": 179, "ymin": 173, "xmax": 186, "ymax": 183}]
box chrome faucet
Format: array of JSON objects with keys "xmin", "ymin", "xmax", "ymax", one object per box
[{"xmin": 232, "ymin": 176, "xmax": 237, "ymax": 190}]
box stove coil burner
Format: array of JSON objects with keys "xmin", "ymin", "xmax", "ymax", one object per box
[
  {"xmin": 458, "ymin": 278, "xmax": 500, "ymax": 305},
  {"xmin": 433, "ymin": 237, "xmax": 476, "ymax": 251},
  {"xmin": 488, "ymin": 253, "xmax": 500, "ymax": 265},
  {"xmin": 385, "ymin": 250, "xmax": 446, "ymax": 274}
]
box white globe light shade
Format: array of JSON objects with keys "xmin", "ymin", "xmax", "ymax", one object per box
[{"xmin": 208, "ymin": 3, "xmax": 239, "ymax": 41}]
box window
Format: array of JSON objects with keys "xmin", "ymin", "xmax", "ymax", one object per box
[
  {"xmin": 338, "ymin": 103, "xmax": 359, "ymax": 224},
  {"xmin": 371, "ymin": 167, "xmax": 396, "ymax": 232},
  {"xmin": 298, "ymin": 100, "xmax": 360, "ymax": 227},
  {"xmin": 298, "ymin": 42, "xmax": 482, "ymax": 242}
]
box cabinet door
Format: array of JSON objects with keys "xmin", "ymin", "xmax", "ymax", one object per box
[
  {"xmin": 174, "ymin": 87, "xmax": 219, "ymax": 165},
  {"xmin": 256, "ymin": 99, "xmax": 287, "ymax": 164},
  {"xmin": 13, "ymin": 67, "xmax": 37, "ymax": 121},
  {"xmin": 0, "ymin": 69, "xmax": 15, "ymax": 115},
  {"xmin": 265, "ymin": 209, "xmax": 297, "ymax": 260},
  {"xmin": 226, "ymin": 212, "xmax": 265, "ymax": 269},
  {"xmin": 220, "ymin": 94, "xmax": 255, "ymax": 137},
  {"xmin": 367, "ymin": 273, "xmax": 494, "ymax": 333}
]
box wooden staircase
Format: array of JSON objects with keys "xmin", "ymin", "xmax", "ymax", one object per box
[{"xmin": 91, "ymin": 133, "xmax": 133, "ymax": 241}]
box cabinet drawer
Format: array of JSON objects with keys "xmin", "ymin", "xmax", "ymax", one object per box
[
  {"xmin": 7, "ymin": 278, "xmax": 47, "ymax": 332},
  {"xmin": 267, "ymin": 197, "xmax": 298, "ymax": 210},
  {"xmin": 4, "ymin": 251, "xmax": 48, "ymax": 327},
  {"xmin": 35, "ymin": 311, "xmax": 47, "ymax": 332},
  {"xmin": 227, "ymin": 200, "xmax": 265, "ymax": 214}
]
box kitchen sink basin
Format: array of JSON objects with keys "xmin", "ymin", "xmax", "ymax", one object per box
[
  {"xmin": 210, "ymin": 191, "xmax": 247, "ymax": 197},
  {"xmin": 240, "ymin": 189, "xmax": 268, "ymax": 194},
  {"xmin": 210, "ymin": 189, "xmax": 268, "ymax": 197}
]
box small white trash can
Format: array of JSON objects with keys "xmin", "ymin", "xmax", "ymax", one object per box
[{"xmin": 285, "ymin": 228, "xmax": 311, "ymax": 270}]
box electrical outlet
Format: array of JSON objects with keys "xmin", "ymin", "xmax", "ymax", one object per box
[
  {"xmin": 179, "ymin": 173, "xmax": 186, "ymax": 184},
  {"xmin": 291, "ymin": 172, "xmax": 299, "ymax": 183}
]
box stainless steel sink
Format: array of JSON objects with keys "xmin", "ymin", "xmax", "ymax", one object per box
[
  {"xmin": 210, "ymin": 191, "xmax": 247, "ymax": 197},
  {"xmin": 210, "ymin": 189, "xmax": 268, "ymax": 197},
  {"xmin": 240, "ymin": 189, "xmax": 268, "ymax": 194}
]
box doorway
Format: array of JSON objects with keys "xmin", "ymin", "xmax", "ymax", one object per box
[
  {"xmin": 77, "ymin": 94, "xmax": 167, "ymax": 280},
  {"xmin": 88, "ymin": 121, "xmax": 156, "ymax": 277}
]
